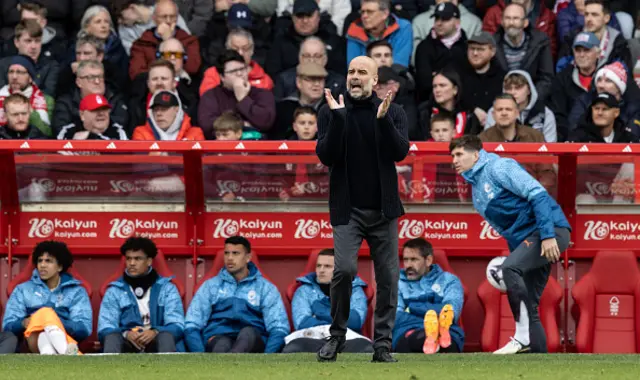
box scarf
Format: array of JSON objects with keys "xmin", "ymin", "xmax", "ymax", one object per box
[
  {"xmin": 0, "ymin": 84, "xmax": 49, "ymax": 126},
  {"xmin": 432, "ymin": 26, "xmax": 462, "ymax": 49},
  {"xmin": 123, "ymin": 268, "xmax": 159, "ymax": 299}
]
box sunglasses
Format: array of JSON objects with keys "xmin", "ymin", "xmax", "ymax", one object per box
[{"xmin": 160, "ymin": 51, "xmax": 185, "ymax": 60}]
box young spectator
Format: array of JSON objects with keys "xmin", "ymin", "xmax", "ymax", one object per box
[
  {"xmin": 485, "ymin": 70, "xmax": 557, "ymax": 142},
  {"xmin": 0, "ymin": 331, "xmax": 18, "ymax": 354},
  {"xmin": 291, "ymin": 106, "xmax": 318, "ymax": 140},
  {"xmin": 277, "ymin": 0, "xmax": 352, "ymax": 33},
  {"xmin": 114, "ymin": 0, "xmax": 191, "ymax": 55},
  {"xmin": 274, "ymin": 36, "xmax": 346, "ymax": 100},
  {"xmin": 2, "ymin": 241, "xmax": 92, "ymax": 354},
  {"xmin": 345, "ymin": 0, "xmax": 412, "ymax": 67},
  {"xmin": 200, "ymin": 28, "xmax": 273, "ymax": 95},
  {"xmin": 569, "ymin": 92, "xmax": 639, "ymax": 143},
  {"xmin": 185, "ymin": 236, "xmax": 290, "ymax": 353},
  {"xmin": 174, "ymin": 0, "xmax": 213, "ymax": 37},
  {"xmin": 133, "ymin": 90, "xmax": 204, "ymax": 141},
  {"xmin": 556, "ymin": 0, "xmax": 623, "ymax": 43},
  {"xmin": 0, "ymin": 94, "xmax": 47, "ymax": 139},
  {"xmin": 198, "ymin": 50, "xmax": 275, "ymax": 140},
  {"xmin": 493, "ymin": 3, "xmax": 554, "ymax": 102},
  {"xmin": 213, "ymin": 110, "xmax": 262, "ymax": 140},
  {"xmin": 129, "ymin": 0, "xmax": 201, "ymax": 81},
  {"xmin": 57, "ymin": 94, "xmax": 129, "ymax": 140},
  {"xmin": 374, "ymin": 66, "xmax": 418, "ymax": 138},
  {"xmin": 393, "ymin": 238, "xmax": 464, "ymax": 354},
  {"xmin": 282, "ymin": 249, "xmax": 372, "ymax": 353},
  {"xmin": 0, "ymin": 0, "xmax": 91, "ymax": 41},
  {"xmin": 98, "ymin": 237, "xmax": 184, "ymax": 354},
  {"xmin": 0, "ymin": 55, "xmax": 54, "ymax": 137}
]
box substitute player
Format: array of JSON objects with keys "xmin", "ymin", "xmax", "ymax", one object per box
[{"xmin": 450, "ymin": 135, "xmax": 571, "ymax": 354}]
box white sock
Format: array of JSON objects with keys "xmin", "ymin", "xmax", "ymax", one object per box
[
  {"xmin": 43, "ymin": 325, "xmax": 68, "ymax": 354},
  {"xmin": 37, "ymin": 333, "xmax": 56, "ymax": 355},
  {"xmin": 513, "ymin": 301, "xmax": 530, "ymax": 345}
]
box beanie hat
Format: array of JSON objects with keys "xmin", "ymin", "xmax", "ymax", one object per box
[
  {"xmin": 595, "ymin": 61, "xmax": 627, "ymax": 95},
  {"xmin": 8, "ymin": 55, "xmax": 37, "ymax": 80}
]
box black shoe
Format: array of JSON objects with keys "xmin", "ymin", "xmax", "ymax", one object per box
[
  {"xmin": 317, "ymin": 336, "xmax": 346, "ymax": 362},
  {"xmin": 372, "ymin": 348, "xmax": 397, "ymax": 363}
]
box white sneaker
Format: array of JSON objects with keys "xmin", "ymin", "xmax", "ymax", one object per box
[
  {"xmin": 493, "ymin": 337, "xmax": 530, "ymax": 354},
  {"xmin": 65, "ymin": 343, "xmax": 79, "ymax": 355}
]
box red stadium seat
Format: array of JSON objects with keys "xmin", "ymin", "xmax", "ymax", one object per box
[
  {"xmin": 7, "ymin": 258, "xmax": 93, "ymax": 298},
  {"xmin": 99, "ymin": 250, "xmax": 184, "ymax": 299},
  {"xmin": 194, "ymin": 250, "xmax": 266, "ymax": 292},
  {"xmin": 477, "ymin": 251, "xmax": 562, "ymax": 352},
  {"xmin": 572, "ymin": 250, "xmax": 640, "ymax": 353}
]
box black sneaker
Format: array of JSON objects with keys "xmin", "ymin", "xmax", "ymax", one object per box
[
  {"xmin": 372, "ymin": 347, "xmax": 397, "ymax": 363},
  {"xmin": 317, "ymin": 336, "xmax": 346, "ymax": 362}
]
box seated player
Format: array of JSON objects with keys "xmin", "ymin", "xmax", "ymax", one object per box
[
  {"xmin": 98, "ymin": 237, "xmax": 185, "ymax": 354},
  {"xmin": 393, "ymin": 238, "xmax": 464, "ymax": 354},
  {"xmin": 282, "ymin": 249, "xmax": 373, "ymax": 353},
  {"xmin": 185, "ymin": 236, "xmax": 290, "ymax": 353},
  {"xmin": 2, "ymin": 241, "xmax": 92, "ymax": 355}
]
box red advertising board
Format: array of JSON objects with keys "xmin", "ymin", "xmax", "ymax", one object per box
[{"xmin": 574, "ymin": 214, "xmax": 640, "ymax": 249}]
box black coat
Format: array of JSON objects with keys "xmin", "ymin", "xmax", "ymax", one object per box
[
  {"xmin": 569, "ymin": 116, "xmax": 640, "ymax": 143},
  {"xmin": 55, "ymin": 120, "xmax": 129, "ymax": 140},
  {"xmin": 0, "ymin": 55, "xmax": 60, "ymax": 96},
  {"xmin": 0, "ymin": 0, "xmax": 91, "ymax": 40},
  {"xmin": 546, "ymin": 65, "xmax": 590, "ymax": 142},
  {"xmin": 0, "ymin": 124, "xmax": 47, "ymax": 139},
  {"xmin": 273, "ymin": 68, "xmax": 345, "ymax": 100},
  {"xmin": 0, "ymin": 32, "xmax": 68, "ymax": 64},
  {"xmin": 457, "ymin": 58, "xmax": 506, "ymax": 112},
  {"xmin": 272, "ymin": 96, "xmax": 325, "ymax": 140},
  {"xmin": 55, "ymin": 59, "xmax": 125, "ymax": 98}
]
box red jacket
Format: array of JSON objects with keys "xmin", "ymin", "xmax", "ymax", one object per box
[
  {"xmin": 132, "ymin": 114, "xmax": 205, "ymax": 141},
  {"xmin": 129, "ymin": 27, "xmax": 202, "ymax": 80},
  {"xmin": 199, "ymin": 60, "xmax": 274, "ymax": 96},
  {"xmin": 483, "ymin": 0, "xmax": 557, "ymax": 58}
]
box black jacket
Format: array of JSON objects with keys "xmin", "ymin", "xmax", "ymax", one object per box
[
  {"xmin": 458, "ymin": 58, "xmax": 506, "ymax": 112},
  {"xmin": 52, "ymin": 88, "xmax": 130, "ymax": 136},
  {"xmin": 273, "ymin": 68, "xmax": 346, "ymax": 101},
  {"xmin": 0, "ymin": 124, "xmax": 47, "ymax": 139},
  {"xmin": 56, "ymin": 120, "xmax": 129, "ymax": 140},
  {"xmin": 569, "ymin": 116, "xmax": 640, "ymax": 143},
  {"xmin": 414, "ymin": 30, "xmax": 468, "ymax": 102},
  {"xmin": 495, "ymin": 26, "xmax": 554, "ymax": 102},
  {"xmin": 0, "ymin": 0, "xmax": 91, "ymax": 40},
  {"xmin": 0, "ymin": 55, "xmax": 60, "ymax": 96},
  {"xmin": 316, "ymin": 94, "xmax": 409, "ymax": 225},
  {"xmin": 55, "ymin": 59, "xmax": 125, "ymax": 98},
  {"xmin": 0, "ymin": 32, "xmax": 68, "ymax": 64},
  {"xmin": 547, "ymin": 65, "xmax": 591, "ymax": 142},
  {"xmin": 418, "ymin": 101, "xmax": 483, "ymax": 141}
]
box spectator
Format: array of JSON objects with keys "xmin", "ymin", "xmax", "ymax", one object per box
[
  {"xmin": 412, "ymin": 0, "xmax": 482, "ymax": 65},
  {"xmin": 198, "ymin": 50, "xmax": 275, "ymax": 140},
  {"xmin": 345, "ymin": 0, "xmax": 412, "ymax": 67},
  {"xmin": 570, "ymin": 92, "xmax": 639, "ymax": 143},
  {"xmin": 2, "ymin": 241, "xmax": 92, "ymax": 354},
  {"xmin": 367, "ymin": 40, "xmax": 415, "ymax": 99},
  {"xmin": 200, "ymin": 28, "xmax": 273, "ymax": 95},
  {"xmin": 290, "ymin": 106, "xmax": 318, "ymax": 140},
  {"xmin": 114, "ymin": 0, "xmax": 191, "ymax": 55},
  {"xmin": 274, "ymin": 36, "xmax": 346, "ymax": 100},
  {"xmin": 208, "ymin": 0, "xmax": 277, "ymax": 19},
  {"xmin": 52, "ymin": 60, "xmax": 129, "ymax": 136},
  {"xmin": 158, "ymin": 39, "xmax": 199, "ymax": 111},
  {"xmin": 129, "ymin": 0, "xmax": 201, "ymax": 81},
  {"xmin": 0, "ymin": 0, "xmax": 91, "ymax": 41},
  {"xmin": 0, "ymin": 331, "xmax": 18, "ymax": 354},
  {"xmin": 0, "ymin": 20, "xmax": 60, "ymax": 96},
  {"xmin": 374, "ymin": 66, "xmax": 418, "ymax": 138},
  {"xmin": 133, "ymin": 90, "xmax": 204, "ymax": 141},
  {"xmin": 493, "ymin": 3, "xmax": 554, "ymax": 102},
  {"xmin": 556, "ymin": 0, "xmax": 623, "ymax": 43},
  {"xmin": 393, "ymin": 238, "xmax": 464, "ymax": 354},
  {"xmin": 56, "ymin": 94, "xmax": 129, "ymax": 140},
  {"xmin": 282, "ymin": 249, "xmax": 372, "ymax": 353},
  {"xmin": 77, "ymin": 6, "xmax": 129, "ymax": 81},
  {"xmin": 213, "ymin": 110, "xmax": 262, "ymax": 140},
  {"xmin": 98, "ymin": 237, "xmax": 184, "ymax": 354},
  {"xmin": 0, "ymin": 94, "xmax": 47, "ymax": 139},
  {"xmin": 414, "ymin": 3, "xmax": 468, "ymax": 102},
  {"xmin": 277, "ymin": 0, "xmax": 352, "ymax": 33},
  {"xmin": 458, "ymin": 31, "xmax": 505, "ymax": 126},
  {"xmin": 272, "ymin": 63, "xmax": 326, "ymax": 139},
  {"xmin": 266, "ymin": 0, "xmax": 346, "ymax": 79},
  {"xmin": 185, "ymin": 236, "xmax": 290, "ymax": 353},
  {"xmin": 174, "ymin": 0, "xmax": 213, "ymax": 37},
  {"xmin": 548, "ymin": 32, "xmax": 599, "ymax": 142},
  {"xmin": 0, "ymin": 55, "xmax": 54, "ymax": 137},
  {"xmin": 483, "ymin": 0, "xmax": 557, "ymax": 57},
  {"xmin": 485, "ymin": 70, "xmax": 557, "ymax": 142}
]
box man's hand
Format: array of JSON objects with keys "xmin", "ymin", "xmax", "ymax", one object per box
[
  {"xmin": 156, "ymin": 22, "xmax": 176, "ymax": 41},
  {"xmin": 136, "ymin": 329, "xmax": 159, "ymax": 347},
  {"xmin": 377, "ymin": 90, "xmax": 392, "ymax": 118},
  {"xmin": 22, "ymin": 317, "xmax": 31, "ymax": 329},
  {"xmin": 324, "ymin": 89, "xmax": 344, "ymax": 110},
  {"xmin": 125, "ymin": 330, "xmax": 144, "ymax": 350},
  {"xmin": 541, "ymin": 238, "xmax": 561, "ymax": 263},
  {"xmin": 232, "ymin": 79, "xmax": 251, "ymax": 102}
]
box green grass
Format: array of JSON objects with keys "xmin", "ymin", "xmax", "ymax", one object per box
[{"xmin": 1, "ymin": 354, "xmax": 639, "ymax": 380}]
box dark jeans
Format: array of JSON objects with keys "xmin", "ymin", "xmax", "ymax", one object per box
[
  {"xmin": 103, "ymin": 331, "xmax": 177, "ymax": 353},
  {"xmin": 394, "ymin": 329, "xmax": 460, "ymax": 353},
  {"xmin": 330, "ymin": 208, "xmax": 399, "ymax": 350},
  {"xmin": 502, "ymin": 227, "xmax": 571, "ymax": 353},
  {"xmin": 206, "ymin": 326, "xmax": 265, "ymax": 353},
  {"xmin": 0, "ymin": 331, "xmax": 18, "ymax": 354},
  {"xmin": 282, "ymin": 337, "xmax": 373, "ymax": 353}
]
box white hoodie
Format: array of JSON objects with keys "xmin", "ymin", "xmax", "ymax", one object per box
[{"xmin": 147, "ymin": 90, "xmax": 185, "ymax": 141}]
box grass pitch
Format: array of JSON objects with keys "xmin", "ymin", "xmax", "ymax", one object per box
[{"xmin": 0, "ymin": 353, "xmax": 638, "ymax": 380}]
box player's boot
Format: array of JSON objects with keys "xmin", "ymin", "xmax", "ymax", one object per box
[
  {"xmin": 438, "ymin": 304, "xmax": 454, "ymax": 349},
  {"xmin": 493, "ymin": 337, "xmax": 530, "ymax": 354},
  {"xmin": 423, "ymin": 310, "xmax": 439, "ymax": 354}
]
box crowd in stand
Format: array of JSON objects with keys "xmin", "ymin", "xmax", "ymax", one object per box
[{"xmin": 0, "ymin": 0, "xmax": 637, "ymax": 145}]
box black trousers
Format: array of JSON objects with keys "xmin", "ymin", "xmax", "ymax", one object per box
[
  {"xmin": 0, "ymin": 331, "xmax": 18, "ymax": 354},
  {"xmin": 206, "ymin": 326, "xmax": 265, "ymax": 353},
  {"xmin": 282, "ymin": 337, "xmax": 373, "ymax": 353},
  {"xmin": 394, "ymin": 329, "xmax": 460, "ymax": 353},
  {"xmin": 330, "ymin": 208, "xmax": 399, "ymax": 350},
  {"xmin": 502, "ymin": 227, "xmax": 571, "ymax": 353},
  {"xmin": 103, "ymin": 331, "xmax": 177, "ymax": 353}
]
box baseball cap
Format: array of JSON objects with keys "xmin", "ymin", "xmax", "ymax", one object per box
[
  {"xmin": 573, "ymin": 32, "xmax": 600, "ymax": 49},
  {"xmin": 591, "ymin": 92, "xmax": 620, "ymax": 108},
  {"xmin": 468, "ymin": 31, "xmax": 496, "ymax": 47},
  {"xmin": 227, "ymin": 4, "xmax": 252, "ymax": 29},
  {"xmin": 293, "ymin": 0, "xmax": 319, "ymax": 15},
  {"xmin": 377, "ymin": 66, "xmax": 402, "ymax": 84},
  {"xmin": 79, "ymin": 94, "xmax": 111, "ymax": 111},
  {"xmin": 150, "ymin": 91, "xmax": 180, "ymax": 108},
  {"xmin": 431, "ymin": 2, "xmax": 460, "ymax": 20},
  {"xmin": 296, "ymin": 62, "xmax": 328, "ymax": 77}
]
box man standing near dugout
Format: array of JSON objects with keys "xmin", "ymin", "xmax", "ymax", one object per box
[{"xmin": 315, "ymin": 55, "xmax": 409, "ymax": 363}]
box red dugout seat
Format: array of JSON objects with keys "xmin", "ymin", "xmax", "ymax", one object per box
[
  {"xmin": 7, "ymin": 258, "xmax": 93, "ymax": 298},
  {"xmin": 572, "ymin": 250, "xmax": 640, "ymax": 353},
  {"xmin": 194, "ymin": 250, "xmax": 267, "ymax": 292}
]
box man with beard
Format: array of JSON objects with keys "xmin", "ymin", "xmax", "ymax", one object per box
[
  {"xmin": 56, "ymin": 94, "xmax": 128, "ymax": 140},
  {"xmin": 316, "ymin": 55, "xmax": 408, "ymax": 363},
  {"xmin": 0, "ymin": 93, "xmax": 46, "ymax": 139}
]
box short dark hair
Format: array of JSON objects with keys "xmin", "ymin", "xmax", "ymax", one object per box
[
  {"xmin": 430, "ymin": 112, "xmax": 455, "ymax": 129},
  {"xmin": 20, "ymin": 2, "xmax": 48, "ymax": 18},
  {"xmin": 493, "ymin": 93, "xmax": 518, "ymax": 107},
  {"xmin": 120, "ymin": 237, "xmax": 158, "ymax": 259},
  {"xmin": 449, "ymin": 134, "xmax": 483, "ymax": 153},
  {"xmin": 402, "ymin": 238, "xmax": 433, "ymax": 258},
  {"xmin": 366, "ymin": 40, "xmax": 393, "ymax": 56},
  {"xmin": 225, "ymin": 236, "xmax": 251, "ymax": 253},
  {"xmin": 15, "ymin": 19, "xmax": 42, "ymax": 39},
  {"xmin": 317, "ymin": 248, "xmax": 334, "ymax": 257},
  {"xmin": 585, "ymin": 0, "xmax": 610, "ymax": 14},
  {"xmin": 293, "ymin": 106, "xmax": 317, "ymax": 121},
  {"xmin": 216, "ymin": 49, "xmax": 245, "ymax": 76},
  {"xmin": 149, "ymin": 58, "xmax": 176, "ymax": 77},
  {"xmin": 32, "ymin": 241, "xmax": 73, "ymax": 272}
]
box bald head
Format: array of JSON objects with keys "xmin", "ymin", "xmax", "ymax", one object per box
[
  {"xmin": 159, "ymin": 37, "xmax": 185, "ymax": 73},
  {"xmin": 154, "ymin": 0, "xmax": 178, "ymax": 23},
  {"xmin": 347, "ymin": 56, "xmax": 379, "ymax": 99}
]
